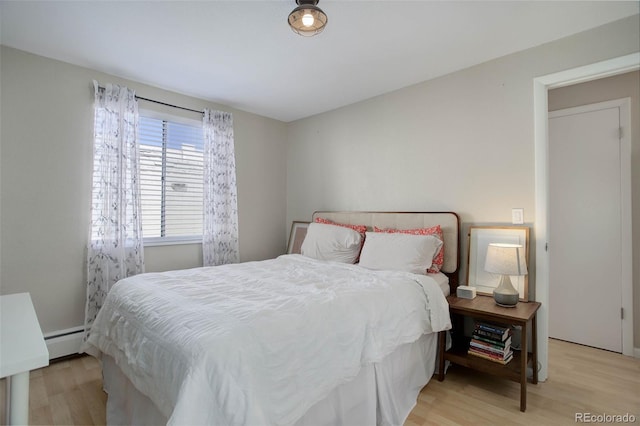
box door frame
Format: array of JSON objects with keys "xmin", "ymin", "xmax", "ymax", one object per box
[
  {"xmin": 533, "ymin": 52, "xmax": 639, "ymax": 381},
  {"xmin": 548, "ymin": 98, "xmax": 632, "ymax": 353}
]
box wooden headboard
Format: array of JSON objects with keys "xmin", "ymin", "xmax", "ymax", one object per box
[{"xmin": 312, "ymin": 211, "xmax": 461, "ymax": 291}]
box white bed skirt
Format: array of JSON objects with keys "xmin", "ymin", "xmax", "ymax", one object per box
[{"xmin": 102, "ymin": 332, "xmax": 438, "ymax": 426}]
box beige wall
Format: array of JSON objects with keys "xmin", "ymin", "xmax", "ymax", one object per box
[
  {"xmin": 548, "ymin": 71, "xmax": 640, "ymax": 346},
  {"xmin": 286, "ymin": 16, "xmax": 639, "ymax": 345},
  {"xmin": 0, "ymin": 44, "xmax": 3, "ymax": 295},
  {"xmin": 1, "ymin": 16, "xmax": 638, "ymax": 346},
  {"xmin": 0, "ymin": 46, "xmax": 288, "ymax": 334}
]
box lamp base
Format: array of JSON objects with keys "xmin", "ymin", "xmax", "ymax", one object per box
[
  {"xmin": 495, "ymin": 301, "xmax": 518, "ymax": 308},
  {"xmin": 493, "ymin": 275, "xmax": 519, "ymax": 307}
]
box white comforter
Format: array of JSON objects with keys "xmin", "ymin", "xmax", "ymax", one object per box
[{"xmin": 88, "ymin": 254, "xmax": 451, "ymax": 426}]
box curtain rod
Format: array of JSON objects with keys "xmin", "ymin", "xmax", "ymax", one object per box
[{"xmin": 97, "ymin": 85, "xmax": 204, "ymax": 115}]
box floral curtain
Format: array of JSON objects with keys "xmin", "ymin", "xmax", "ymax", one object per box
[
  {"xmin": 83, "ymin": 81, "xmax": 145, "ymax": 345},
  {"xmin": 202, "ymin": 109, "xmax": 239, "ymax": 266}
]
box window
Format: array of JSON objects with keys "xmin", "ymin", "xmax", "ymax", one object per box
[{"xmin": 139, "ymin": 115, "xmax": 204, "ymax": 244}]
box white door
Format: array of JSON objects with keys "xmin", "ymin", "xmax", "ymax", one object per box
[{"xmin": 548, "ymin": 101, "xmax": 625, "ymax": 353}]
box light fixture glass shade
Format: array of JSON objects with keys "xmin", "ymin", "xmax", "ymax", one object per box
[
  {"xmin": 484, "ymin": 243, "xmax": 528, "ymax": 307},
  {"xmin": 288, "ymin": 1, "xmax": 327, "ymax": 37}
]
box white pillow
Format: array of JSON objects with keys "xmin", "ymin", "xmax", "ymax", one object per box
[
  {"xmin": 359, "ymin": 232, "xmax": 443, "ymax": 274},
  {"xmin": 301, "ymin": 222, "xmax": 363, "ymax": 263}
]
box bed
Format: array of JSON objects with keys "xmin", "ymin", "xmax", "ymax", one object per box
[{"xmin": 87, "ymin": 211, "xmax": 460, "ymax": 426}]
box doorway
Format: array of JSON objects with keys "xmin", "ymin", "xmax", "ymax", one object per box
[
  {"xmin": 533, "ymin": 52, "xmax": 639, "ymax": 381},
  {"xmin": 548, "ymin": 99, "xmax": 631, "ymax": 353}
]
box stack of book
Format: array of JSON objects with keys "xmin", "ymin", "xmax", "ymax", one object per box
[{"xmin": 468, "ymin": 322, "xmax": 513, "ymax": 364}]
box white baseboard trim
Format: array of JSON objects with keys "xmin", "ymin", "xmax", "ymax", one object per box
[
  {"xmin": 44, "ymin": 326, "xmax": 84, "ymax": 360},
  {"xmin": 634, "ymin": 347, "xmax": 640, "ymax": 359}
]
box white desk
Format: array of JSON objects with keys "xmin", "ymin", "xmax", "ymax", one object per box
[{"xmin": 0, "ymin": 293, "xmax": 49, "ymax": 425}]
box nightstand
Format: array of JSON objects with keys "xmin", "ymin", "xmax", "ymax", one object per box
[{"xmin": 437, "ymin": 295, "xmax": 541, "ymax": 412}]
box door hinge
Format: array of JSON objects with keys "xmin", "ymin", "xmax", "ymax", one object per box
[
  {"xmin": 621, "ymin": 307, "xmax": 624, "ymax": 320},
  {"xmin": 619, "ymin": 127, "xmax": 623, "ymax": 139},
  {"xmin": 545, "ymin": 243, "xmax": 548, "ymax": 252}
]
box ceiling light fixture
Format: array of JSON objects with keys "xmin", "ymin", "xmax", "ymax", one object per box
[{"xmin": 288, "ymin": 0, "xmax": 328, "ymax": 37}]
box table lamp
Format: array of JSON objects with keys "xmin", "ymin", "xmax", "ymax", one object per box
[{"xmin": 484, "ymin": 243, "xmax": 527, "ymax": 307}]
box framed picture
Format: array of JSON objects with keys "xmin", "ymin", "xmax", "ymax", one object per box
[
  {"xmin": 467, "ymin": 226, "xmax": 530, "ymax": 301},
  {"xmin": 287, "ymin": 221, "xmax": 310, "ymax": 254}
]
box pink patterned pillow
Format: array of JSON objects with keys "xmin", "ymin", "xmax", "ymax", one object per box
[
  {"xmin": 315, "ymin": 218, "xmax": 367, "ymax": 239},
  {"xmin": 373, "ymin": 225, "xmax": 445, "ymax": 273}
]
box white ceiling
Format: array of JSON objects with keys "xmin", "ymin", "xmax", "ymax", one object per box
[{"xmin": 1, "ymin": 1, "xmax": 638, "ymax": 122}]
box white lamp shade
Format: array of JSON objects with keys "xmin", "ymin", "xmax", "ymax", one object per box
[{"xmin": 484, "ymin": 243, "xmax": 528, "ymax": 276}]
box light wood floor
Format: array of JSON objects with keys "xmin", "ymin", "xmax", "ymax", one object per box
[
  {"xmin": 1, "ymin": 339, "xmax": 638, "ymax": 425},
  {"xmin": 407, "ymin": 339, "xmax": 640, "ymax": 425},
  {"xmin": 0, "ymin": 355, "xmax": 106, "ymax": 425}
]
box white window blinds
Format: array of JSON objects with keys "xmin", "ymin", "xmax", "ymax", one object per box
[{"xmin": 139, "ymin": 116, "xmax": 204, "ymax": 241}]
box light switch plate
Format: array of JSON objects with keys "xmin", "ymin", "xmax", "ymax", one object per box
[{"xmin": 512, "ymin": 208, "xmax": 524, "ymax": 225}]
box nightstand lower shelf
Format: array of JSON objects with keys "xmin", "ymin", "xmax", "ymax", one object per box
[{"xmin": 445, "ymin": 337, "xmax": 531, "ymax": 383}]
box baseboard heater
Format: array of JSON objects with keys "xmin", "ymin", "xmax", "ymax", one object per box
[{"xmin": 44, "ymin": 326, "xmax": 84, "ymax": 359}]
